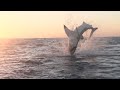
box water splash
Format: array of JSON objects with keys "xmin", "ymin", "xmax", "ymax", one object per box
[{"xmin": 75, "ymin": 37, "xmax": 106, "ymax": 56}]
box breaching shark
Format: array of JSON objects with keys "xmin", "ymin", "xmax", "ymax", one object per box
[{"xmin": 64, "ymin": 21, "xmax": 98, "ymax": 55}]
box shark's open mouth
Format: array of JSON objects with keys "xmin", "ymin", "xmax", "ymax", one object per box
[{"xmin": 64, "ymin": 22, "xmax": 98, "ymax": 55}]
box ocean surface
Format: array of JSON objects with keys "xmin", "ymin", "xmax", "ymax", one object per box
[{"xmin": 0, "ymin": 37, "xmax": 120, "ymax": 79}]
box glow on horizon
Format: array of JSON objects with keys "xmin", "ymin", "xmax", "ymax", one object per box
[{"xmin": 0, "ymin": 11, "xmax": 120, "ymax": 38}]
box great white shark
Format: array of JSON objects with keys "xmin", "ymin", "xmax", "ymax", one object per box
[{"xmin": 64, "ymin": 21, "xmax": 98, "ymax": 55}]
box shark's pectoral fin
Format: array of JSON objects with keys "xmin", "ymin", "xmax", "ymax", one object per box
[{"xmin": 89, "ymin": 27, "xmax": 98, "ymax": 38}]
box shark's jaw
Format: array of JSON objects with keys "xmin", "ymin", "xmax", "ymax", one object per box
[{"xmin": 64, "ymin": 23, "xmax": 98, "ymax": 56}]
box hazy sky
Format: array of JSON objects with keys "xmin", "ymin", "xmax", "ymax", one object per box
[{"xmin": 0, "ymin": 11, "xmax": 120, "ymax": 38}]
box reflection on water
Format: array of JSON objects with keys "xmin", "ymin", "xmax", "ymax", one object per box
[{"xmin": 0, "ymin": 37, "xmax": 120, "ymax": 79}]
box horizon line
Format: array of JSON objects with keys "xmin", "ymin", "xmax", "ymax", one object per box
[{"xmin": 0, "ymin": 36, "xmax": 120, "ymax": 39}]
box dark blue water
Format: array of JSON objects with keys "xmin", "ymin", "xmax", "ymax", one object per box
[{"xmin": 0, "ymin": 37, "xmax": 120, "ymax": 79}]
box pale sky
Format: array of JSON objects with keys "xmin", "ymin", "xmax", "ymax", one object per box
[{"xmin": 0, "ymin": 11, "xmax": 120, "ymax": 38}]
